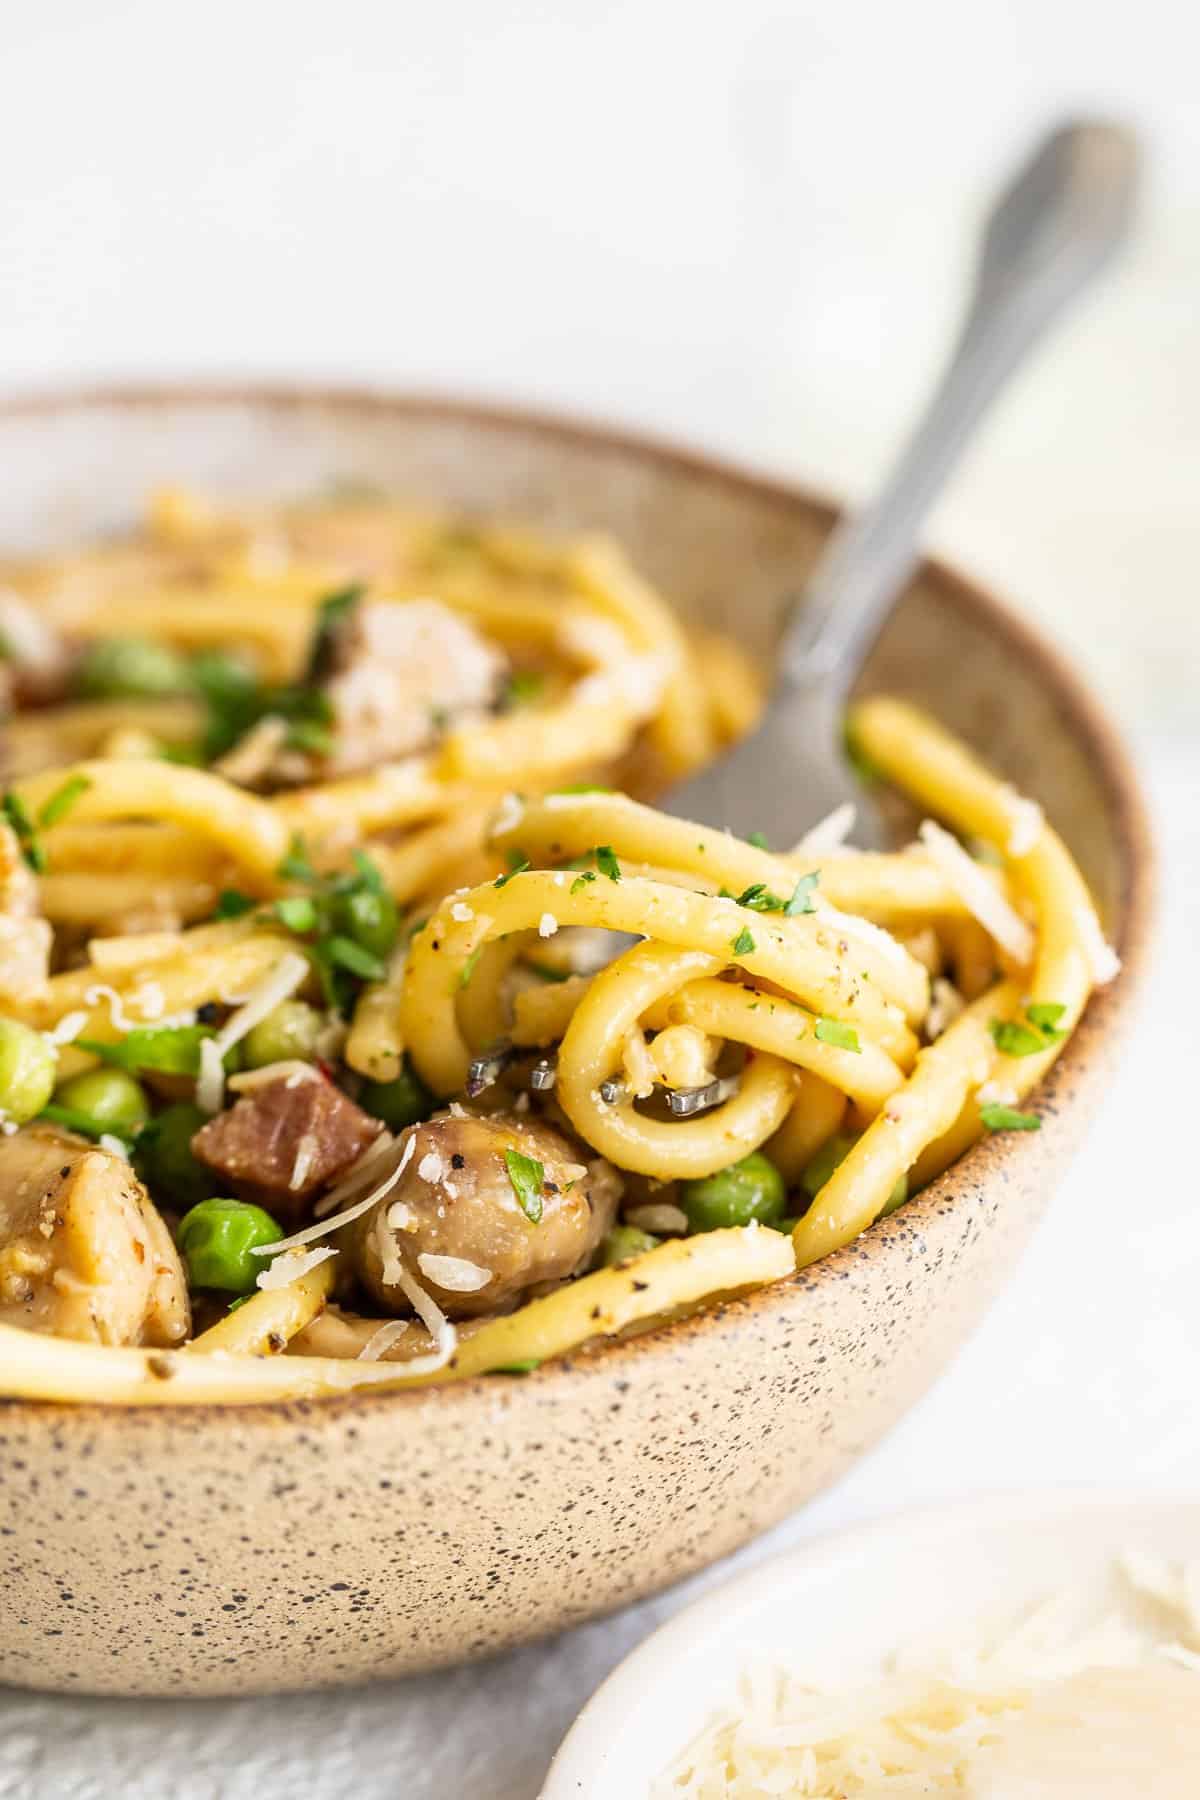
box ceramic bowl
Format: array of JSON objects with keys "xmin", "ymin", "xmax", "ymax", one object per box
[{"xmin": 0, "ymin": 388, "xmax": 1153, "ymax": 1698}]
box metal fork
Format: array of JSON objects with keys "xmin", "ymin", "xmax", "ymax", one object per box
[{"xmin": 665, "ymin": 120, "xmax": 1140, "ymax": 850}]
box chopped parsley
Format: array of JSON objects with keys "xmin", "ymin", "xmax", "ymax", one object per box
[
  {"xmin": 492, "ymin": 1358, "xmax": 541, "ymax": 1375},
  {"xmin": 504, "ymin": 1147, "xmax": 546, "ymax": 1224},
  {"xmin": 1026, "ymin": 1001, "xmax": 1068, "ymax": 1034},
  {"xmin": 784, "ymin": 870, "xmax": 820, "ymax": 916},
  {"xmin": 594, "ymin": 845, "xmax": 621, "ymax": 883},
  {"xmin": 989, "ymin": 1002, "xmax": 1069, "ymax": 1058},
  {"xmin": 282, "ymin": 713, "xmax": 335, "ymax": 757},
  {"xmin": 501, "ymin": 670, "xmax": 545, "ymax": 709},
  {"xmin": 268, "ymin": 839, "xmax": 397, "ymax": 1011},
  {"xmin": 277, "ymin": 835, "xmax": 321, "ymax": 886},
  {"xmin": 570, "ymin": 871, "xmax": 596, "ymax": 895},
  {"xmin": 493, "ymin": 853, "xmax": 530, "ymax": 888},
  {"xmin": 552, "ymin": 783, "xmax": 612, "ymax": 796},
  {"xmin": 305, "ymin": 584, "xmax": 363, "ymax": 684},
  {"xmin": 731, "ymin": 925, "xmax": 756, "ymax": 956},
  {"xmin": 747, "ymin": 830, "xmax": 769, "ymax": 850},
  {"xmin": 273, "ymin": 895, "xmax": 320, "ymax": 934},
  {"xmin": 979, "ymin": 1102, "xmax": 1041, "ymax": 1133},
  {"xmin": 191, "ymin": 644, "xmax": 340, "ymax": 764},
  {"xmin": 814, "ymin": 1017, "xmax": 861, "ymax": 1052},
  {"xmin": 325, "ymin": 934, "xmax": 387, "ymax": 982},
  {"xmin": 190, "ymin": 651, "xmax": 267, "ymax": 761},
  {"xmin": 988, "ymin": 1020, "xmax": 1041, "ymax": 1057},
  {"xmin": 2, "ymin": 790, "xmax": 44, "ymax": 872},
  {"xmin": 735, "ymin": 882, "xmax": 786, "ymax": 913},
  {"xmin": 458, "ymin": 945, "xmax": 484, "ymax": 990},
  {"xmin": 37, "ymin": 773, "xmax": 92, "ymax": 829},
  {"xmin": 213, "ymin": 888, "xmax": 256, "ymax": 919}
]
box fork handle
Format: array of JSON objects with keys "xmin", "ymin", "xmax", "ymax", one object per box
[{"xmin": 780, "ymin": 120, "xmax": 1140, "ymax": 694}]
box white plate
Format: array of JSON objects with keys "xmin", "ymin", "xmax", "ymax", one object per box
[{"xmin": 542, "ymin": 1488, "xmax": 1200, "ymax": 1799}]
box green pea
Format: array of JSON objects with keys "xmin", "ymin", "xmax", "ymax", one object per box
[
  {"xmin": 801, "ymin": 1131, "xmax": 907, "ymax": 1216},
  {"xmin": 176, "ymin": 1197, "xmax": 284, "ymax": 1294},
  {"xmin": 0, "ymin": 1017, "xmax": 57, "ymax": 1124},
  {"xmin": 75, "ymin": 637, "xmax": 192, "ymax": 700},
  {"xmin": 55, "ymin": 1066, "xmax": 149, "ymax": 1133},
  {"xmin": 680, "ymin": 1151, "xmax": 786, "ymax": 1233},
  {"xmin": 241, "ymin": 1000, "xmax": 323, "ymax": 1070},
  {"xmin": 359, "ymin": 1058, "xmax": 434, "ymax": 1132},
  {"xmin": 599, "ymin": 1225, "xmax": 660, "ymax": 1266},
  {"xmin": 132, "ymin": 1101, "xmax": 216, "ymax": 1209},
  {"xmin": 336, "ymin": 886, "xmax": 398, "ymax": 962}
]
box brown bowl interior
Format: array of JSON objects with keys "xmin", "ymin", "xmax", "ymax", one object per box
[{"xmin": 0, "ymin": 388, "xmax": 1153, "ymax": 1697}]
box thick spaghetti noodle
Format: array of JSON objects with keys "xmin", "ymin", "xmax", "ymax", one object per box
[{"xmin": 0, "ymin": 492, "xmax": 1117, "ymax": 1404}]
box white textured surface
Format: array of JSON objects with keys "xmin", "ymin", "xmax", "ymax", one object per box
[{"xmin": 0, "ymin": 4, "xmax": 1198, "ymax": 1796}]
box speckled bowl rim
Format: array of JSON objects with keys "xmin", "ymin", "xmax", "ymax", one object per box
[{"xmin": 0, "ymin": 382, "xmax": 1157, "ymax": 1428}]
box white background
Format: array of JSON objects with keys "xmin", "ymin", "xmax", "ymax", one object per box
[{"xmin": 0, "ymin": 4, "xmax": 1197, "ymax": 1796}]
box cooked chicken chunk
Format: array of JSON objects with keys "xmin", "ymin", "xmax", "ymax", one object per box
[
  {"xmin": 191, "ymin": 1070, "xmax": 381, "ymax": 1223},
  {"xmin": 347, "ymin": 1110, "xmax": 622, "ymax": 1319},
  {"xmin": 277, "ymin": 599, "xmax": 504, "ymax": 784},
  {"xmin": 0, "ymin": 1127, "xmax": 189, "ymax": 1345}
]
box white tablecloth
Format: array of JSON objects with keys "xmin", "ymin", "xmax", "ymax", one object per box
[{"xmin": 0, "ymin": 2, "xmax": 1197, "ymax": 1793}]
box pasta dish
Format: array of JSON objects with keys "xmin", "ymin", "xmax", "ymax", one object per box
[{"xmin": 0, "ymin": 490, "xmax": 1118, "ymax": 1404}]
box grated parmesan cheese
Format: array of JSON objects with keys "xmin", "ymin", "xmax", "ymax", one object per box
[
  {"xmin": 213, "ymin": 713, "xmax": 290, "ymax": 785},
  {"xmin": 313, "ymin": 1127, "xmax": 398, "ymax": 1217},
  {"xmin": 130, "ymin": 981, "xmax": 165, "ymax": 1020},
  {"xmin": 654, "ymin": 1558, "xmax": 1200, "ymax": 1798},
  {"xmin": 417, "ymin": 1252, "xmax": 491, "ymax": 1292},
  {"xmin": 538, "ymin": 912, "xmax": 559, "ymax": 938},
  {"xmin": 450, "ymin": 902, "xmax": 475, "ymax": 922},
  {"xmin": 1074, "ymin": 902, "xmax": 1122, "ymax": 986},
  {"xmin": 288, "ymin": 1131, "xmax": 320, "ymax": 1191},
  {"xmin": 918, "ymin": 821, "xmax": 1036, "ymax": 966},
  {"xmin": 371, "ymin": 1241, "xmax": 458, "ymax": 1375},
  {"xmin": 254, "ymin": 1133, "xmax": 415, "ymax": 1256},
  {"xmin": 228, "ymin": 1059, "xmax": 321, "ymax": 1093},
  {"xmin": 492, "ymin": 792, "xmax": 525, "ymax": 837},
  {"xmin": 793, "ymin": 803, "xmax": 856, "ymax": 856},
  {"xmin": 357, "ymin": 1319, "xmax": 414, "ymax": 1362},
  {"xmin": 43, "ymin": 1010, "xmax": 89, "ymax": 1048},
  {"xmin": 1004, "ymin": 787, "xmax": 1045, "ymax": 856},
  {"xmin": 255, "ymin": 1244, "xmax": 338, "ymax": 1292},
  {"xmin": 194, "ymin": 950, "xmax": 310, "ymax": 1114},
  {"xmin": 82, "ymin": 985, "xmax": 149, "ymax": 1035}
]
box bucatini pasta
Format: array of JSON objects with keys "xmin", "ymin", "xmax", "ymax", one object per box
[{"xmin": 0, "ymin": 491, "xmax": 1117, "ymax": 1404}]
